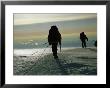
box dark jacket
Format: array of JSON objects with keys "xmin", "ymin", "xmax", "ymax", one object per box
[
  {"xmin": 80, "ymin": 32, "xmax": 88, "ymax": 41},
  {"xmin": 48, "ymin": 26, "xmax": 61, "ymax": 45}
]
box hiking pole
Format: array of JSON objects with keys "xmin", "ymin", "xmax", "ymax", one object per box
[
  {"xmin": 31, "ymin": 42, "xmax": 48, "ymax": 55},
  {"xmin": 42, "ymin": 42, "xmax": 48, "ymax": 45},
  {"xmin": 23, "ymin": 45, "xmax": 50, "ymax": 75},
  {"xmin": 60, "ymin": 44, "xmax": 61, "ymax": 52},
  {"xmin": 59, "ymin": 41, "xmax": 61, "ymax": 52},
  {"xmin": 39, "ymin": 45, "xmax": 50, "ymax": 57}
]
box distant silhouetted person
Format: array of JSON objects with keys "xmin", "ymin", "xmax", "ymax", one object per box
[
  {"xmin": 80, "ymin": 32, "xmax": 88, "ymax": 48},
  {"xmin": 94, "ymin": 40, "xmax": 97, "ymax": 47},
  {"xmin": 48, "ymin": 26, "xmax": 62, "ymax": 58}
]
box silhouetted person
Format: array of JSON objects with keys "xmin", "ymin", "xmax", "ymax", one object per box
[
  {"xmin": 80, "ymin": 32, "xmax": 88, "ymax": 48},
  {"xmin": 48, "ymin": 26, "xmax": 62, "ymax": 58},
  {"xmin": 94, "ymin": 40, "xmax": 97, "ymax": 47}
]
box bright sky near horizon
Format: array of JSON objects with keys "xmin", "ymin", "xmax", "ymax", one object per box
[
  {"xmin": 14, "ymin": 13, "xmax": 97, "ymax": 25},
  {"xmin": 14, "ymin": 13, "xmax": 97, "ymax": 42}
]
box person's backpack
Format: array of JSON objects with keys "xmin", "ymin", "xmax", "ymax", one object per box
[{"xmin": 48, "ymin": 26, "xmax": 61, "ymax": 44}]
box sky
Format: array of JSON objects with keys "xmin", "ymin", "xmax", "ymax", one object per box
[
  {"xmin": 14, "ymin": 13, "xmax": 97, "ymax": 42},
  {"xmin": 14, "ymin": 13, "xmax": 97, "ymax": 25}
]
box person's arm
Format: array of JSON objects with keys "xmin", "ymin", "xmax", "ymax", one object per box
[
  {"xmin": 59, "ymin": 33, "xmax": 62, "ymax": 52},
  {"xmin": 48, "ymin": 35, "xmax": 51, "ymax": 45},
  {"xmin": 80, "ymin": 34, "xmax": 82, "ymax": 40},
  {"xmin": 58, "ymin": 33, "xmax": 62, "ymax": 45}
]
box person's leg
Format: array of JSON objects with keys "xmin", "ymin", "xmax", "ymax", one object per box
[
  {"xmin": 81, "ymin": 40, "xmax": 84, "ymax": 48},
  {"xmin": 52, "ymin": 44, "xmax": 55, "ymax": 55},
  {"xmin": 84, "ymin": 41, "xmax": 86, "ymax": 48},
  {"xmin": 82, "ymin": 42, "xmax": 84, "ymax": 48},
  {"xmin": 52, "ymin": 43, "xmax": 58, "ymax": 58}
]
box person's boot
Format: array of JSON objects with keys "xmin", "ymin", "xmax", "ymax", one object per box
[
  {"xmin": 54, "ymin": 55, "xmax": 58, "ymax": 58},
  {"xmin": 53, "ymin": 54, "xmax": 58, "ymax": 58},
  {"xmin": 53, "ymin": 52, "xmax": 58, "ymax": 58}
]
